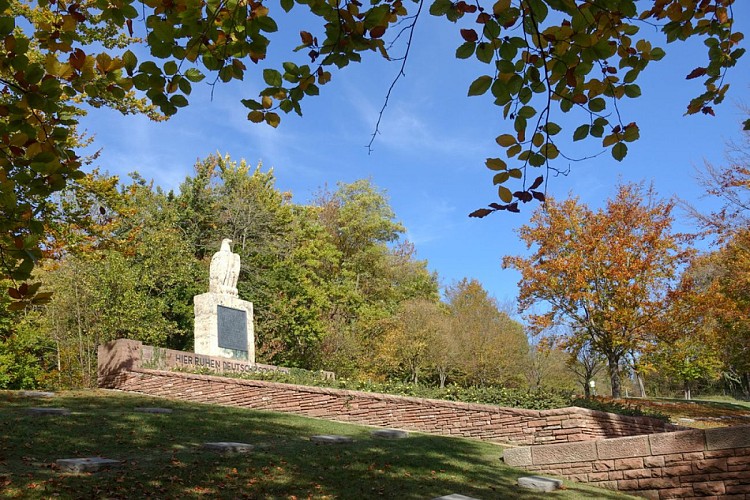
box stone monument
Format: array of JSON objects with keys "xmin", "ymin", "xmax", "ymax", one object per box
[{"xmin": 194, "ymin": 239, "xmax": 255, "ymax": 362}]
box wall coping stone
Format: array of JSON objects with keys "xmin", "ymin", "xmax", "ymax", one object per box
[
  {"xmin": 597, "ymin": 435, "xmax": 651, "ymax": 460},
  {"xmin": 649, "ymin": 429, "xmax": 706, "ymax": 455},
  {"xmin": 705, "ymin": 426, "xmax": 750, "ymax": 451}
]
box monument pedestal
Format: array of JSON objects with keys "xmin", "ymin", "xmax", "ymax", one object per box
[{"xmin": 194, "ymin": 292, "xmax": 254, "ymax": 362}]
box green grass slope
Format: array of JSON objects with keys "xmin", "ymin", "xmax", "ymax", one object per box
[{"xmin": 0, "ymin": 390, "xmax": 638, "ymax": 499}]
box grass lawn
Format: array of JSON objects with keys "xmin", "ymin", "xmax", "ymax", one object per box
[
  {"xmin": 617, "ymin": 395, "xmax": 750, "ymax": 428},
  {"xmin": 0, "ymin": 390, "xmax": 638, "ymax": 499}
]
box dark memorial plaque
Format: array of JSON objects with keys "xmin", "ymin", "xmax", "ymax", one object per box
[{"xmin": 217, "ymin": 305, "xmax": 248, "ymax": 352}]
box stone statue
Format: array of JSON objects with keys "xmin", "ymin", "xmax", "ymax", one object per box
[{"xmin": 209, "ymin": 239, "xmax": 240, "ymax": 296}]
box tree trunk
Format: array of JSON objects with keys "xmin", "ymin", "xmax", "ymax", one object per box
[
  {"xmin": 684, "ymin": 380, "xmax": 691, "ymax": 400},
  {"xmin": 607, "ymin": 353, "xmax": 622, "ymax": 398},
  {"xmin": 637, "ymin": 373, "xmax": 646, "ymax": 398},
  {"xmin": 438, "ymin": 369, "xmax": 447, "ymax": 389},
  {"xmin": 583, "ymin": 381, "xmax": 591, "ymax": 398}
]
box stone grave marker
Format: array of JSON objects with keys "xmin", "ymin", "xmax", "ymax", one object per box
[
  {"xmin": 432, "ymin": 495, "xmax": 480, "ymax": 500},
  {"xmin": 310, "ymin": 435, "xmax": 355, "ymax": 444},
  {"xmin": 134, "ymin": 407, "xmax": 173, "ymax": 414},
  {"xmin": 26, "ymin": 407, "xmax": 70, "ymax": 416},
  {"xmin": 518, "ymin": 476, "xmax": 563, "ymax": 492},
  {"xmin": 371, "ymin": 429, "xmax": 409, "ymax": 439},
  {"xmin": 203, "ymin": 442, "xmax": 254, "ymax": 453},
  {"xmin": 56, "ymin": 457, "xmax": 122, "ymax": 473},
  {"xmin": 19, "ymin": 390, "xmax": 55, "ymax": 398}
]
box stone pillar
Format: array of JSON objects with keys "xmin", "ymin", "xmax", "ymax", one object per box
[
  {"xmin": 194, "ymin": 292, "xmax": 254, "ymax": 362},
  {"xmin": 194, "ymin": 239, "xmax": 255, "ymax": 362}
]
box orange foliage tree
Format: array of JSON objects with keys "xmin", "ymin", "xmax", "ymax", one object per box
[{"xmin": 503, "ymin": 183, "xmax": 688, "ymax": 398}]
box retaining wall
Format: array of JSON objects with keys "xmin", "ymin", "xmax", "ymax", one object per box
[
  {"xmin": 503, "ymin": 427, "xmax": 750, "ymax": 499},
  {"xmin": 98, "ymin": 339, "xmax": 679, "ymax": 446}
]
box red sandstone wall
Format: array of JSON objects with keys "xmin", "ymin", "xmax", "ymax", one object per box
[
  {"xmin": 97, "ymin": 339, "xmax": 680, "ymax": 446},
  {"xmin": 503, "ymin": 428, "xmax": 750, "ymax": 499}
]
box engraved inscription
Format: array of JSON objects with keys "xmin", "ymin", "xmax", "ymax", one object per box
[{"xmin": 217, "ymin": 305, "xmax": 248, "ymax": 352}]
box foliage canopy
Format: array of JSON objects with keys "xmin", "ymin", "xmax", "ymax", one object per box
[{"xmin": 0, "ymin": 0, "xmax": 745, "ymax": 296}]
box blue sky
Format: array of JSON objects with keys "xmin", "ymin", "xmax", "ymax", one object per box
[{"xmin": 79, "ymin": 3, "xmax": 750, "ymax": 306}]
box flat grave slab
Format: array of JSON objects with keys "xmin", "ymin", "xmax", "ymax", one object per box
[
  {"xmin": 518, "ymin": 476, "xmax": 563, "ymax": 492},
  {"xmin": 134, "ymin": 407, "xmax": 173, "ymax": 414},
  {"xmin": 202, "ymin": 442, "xmax": 254, "ymax": 453},
  {"xmin": 310, "ymin": 435, "xmax": 355, "ymax": 444},
  {"xmin": 432, "ymin": 495, "xmax": 480, "ymax": 500},
  {"xmin": 371, "ymin": 429, "xmax": 409, "ymax": 439},
  {"xmin": 56, "ymin": 457, "xmax": 121, "ymax": 473},
  {"xmin": 26, "ymin": 407, "xmax": 70, "ymax": 416},
  {"xmin": 19, "ymin": 391, "xmax": 55, "ymax": 398}
]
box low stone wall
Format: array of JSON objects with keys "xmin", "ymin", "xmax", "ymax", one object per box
[
  {"xmin": 503, "ymin": 427, "xmax": 750, "ymax": 498},
  {"xmin": 98, "ymin": 339, "xmax": 679, "ymax": 446}
]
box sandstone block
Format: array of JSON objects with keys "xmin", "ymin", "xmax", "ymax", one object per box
[
  {"xmin": 502, "ymin": 447, "xmax": 532, "ymax": 467},
  {"xmin": 650, "ymin": 429, "xmax": 706, "ymax": 455},
  {"xmin": 706, "ymin": 426, "xmax": 750, "ymax": 451},
  {"xmin": 614, "ymin": 457, "xmax": 645, "ymax": 470},
  {"xmin": 693, "ymin": 458, "xmax": 728, "ymax": 473},
  {"xmin": 597, "ymin": 435, "xmax": 650, "ymax": 459},
  {"xmin": 692, "ymin": 481, "xmax": 726, "ymax": 496},
  {"xmin": 622, "ymin": 468, "xmax": 652, "ymax": 480},
  {"xmin": 637, "ymin": 477, "xmax": 679, "ymax": 489},
  {"xmin": 531, "ymin": 441, "xmax": 597, "ymax": 465},
  {"xmin": 656, "ymin": 486, "xmax": 694, "ymax": 498},
  {"xmin": 644, "ymin": 456, "xmax": 665, "ymax": 468}
]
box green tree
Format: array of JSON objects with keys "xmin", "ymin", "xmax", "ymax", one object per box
[
  {"xmin": 312, "ymin": 180, "xmax": 438, "ymax": 375},
  {"xmin": 446, "ymin": 278, "xmax": 529, "ymax": 387},
  {"xmin": 375, "ymin": 298, "xmax": 448, "ymax": 384},
  {"xmin": 1, "ymin": 0, "xmax": 745, "ymax": 299}
]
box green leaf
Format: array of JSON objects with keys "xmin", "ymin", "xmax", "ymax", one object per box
[
  {"xmin": 589, "ymin": 97, "xmax": 606, "ymax": 112},
  {"xmin": 486, "ymin": 158, "xmax": 507, "ymax": 170},
  {"xmin": 164, "ymin": 61, "xmax": 178, "ymax": 75},
  {"xmin": 263, "ymin": 69, "xmax": 283, "ymax": 87},
  {"xmin": 493, "ymin": 171, "xmax": 509, "ymax": 184},
  {"xmin": 456, "ymin": 42, "xmax": 476, "ymax": 59},
  {"xmin": 518, "ymin": 106, "xmax": 535, "ymax": 119},
  {"xmin": 184, "ymin": 68, "xmax": 204, "ymax": 82},
  {"xmin": 508, "ymin": 168, "xmax": 522, "ymax": 179},
  {"xmin": 0, "ymin": 16, "xmax": 15, "ymax": 36},
  {"xmin": 429, "ymin": 0, "xmax": 452, "ymax": 16},
  {"xmin": 476, "ymin": 43, "xmax": 494, "ymax": 64},
  {"xmin": 256, "ymin": 16, "xmax": 278, "ymax": 33},
  {"xmin": 498, "ymin": 185, "xmax": 512, "ymax": 203},
  {"xmin": 468, "ymin": 75, "xmax": 492, "ymax": 96},
  {"xmin": 496, "ymin": 134, "xmax": 516, "ymax": 147},
  {"xmin": 281, "ymin": 0, "xmax": 294, "ymax": 12},
  {"xmin": 170, "ymin": 94, "xmax": 188, "ymax": 107},
  {"xmin": 544, "ymin": 122, "xmax": 561, "ymax": 135},
  {"xmin": 122, "ymin": 50, "xmax": 137, "ymax": 73},
  {"xmin": 612, "ymin": 142, "xmax": 628, "ymax": 161},
  {"xmin": 624, "ymin": 85, "xmax": 641, "ymax": 98},
  {"xmin": 650, "ymin": 47, "xmax": 666, "ymax": 61}
]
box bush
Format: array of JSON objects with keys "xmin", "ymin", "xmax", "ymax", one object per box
[{"xmin": 571, "ymin": 396, "xmax": 670, "ymax": 421}]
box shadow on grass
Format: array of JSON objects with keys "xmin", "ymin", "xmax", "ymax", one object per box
[{"xmin": 0, "ymin": 390, "xmax": 636, "ymax": 499}]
